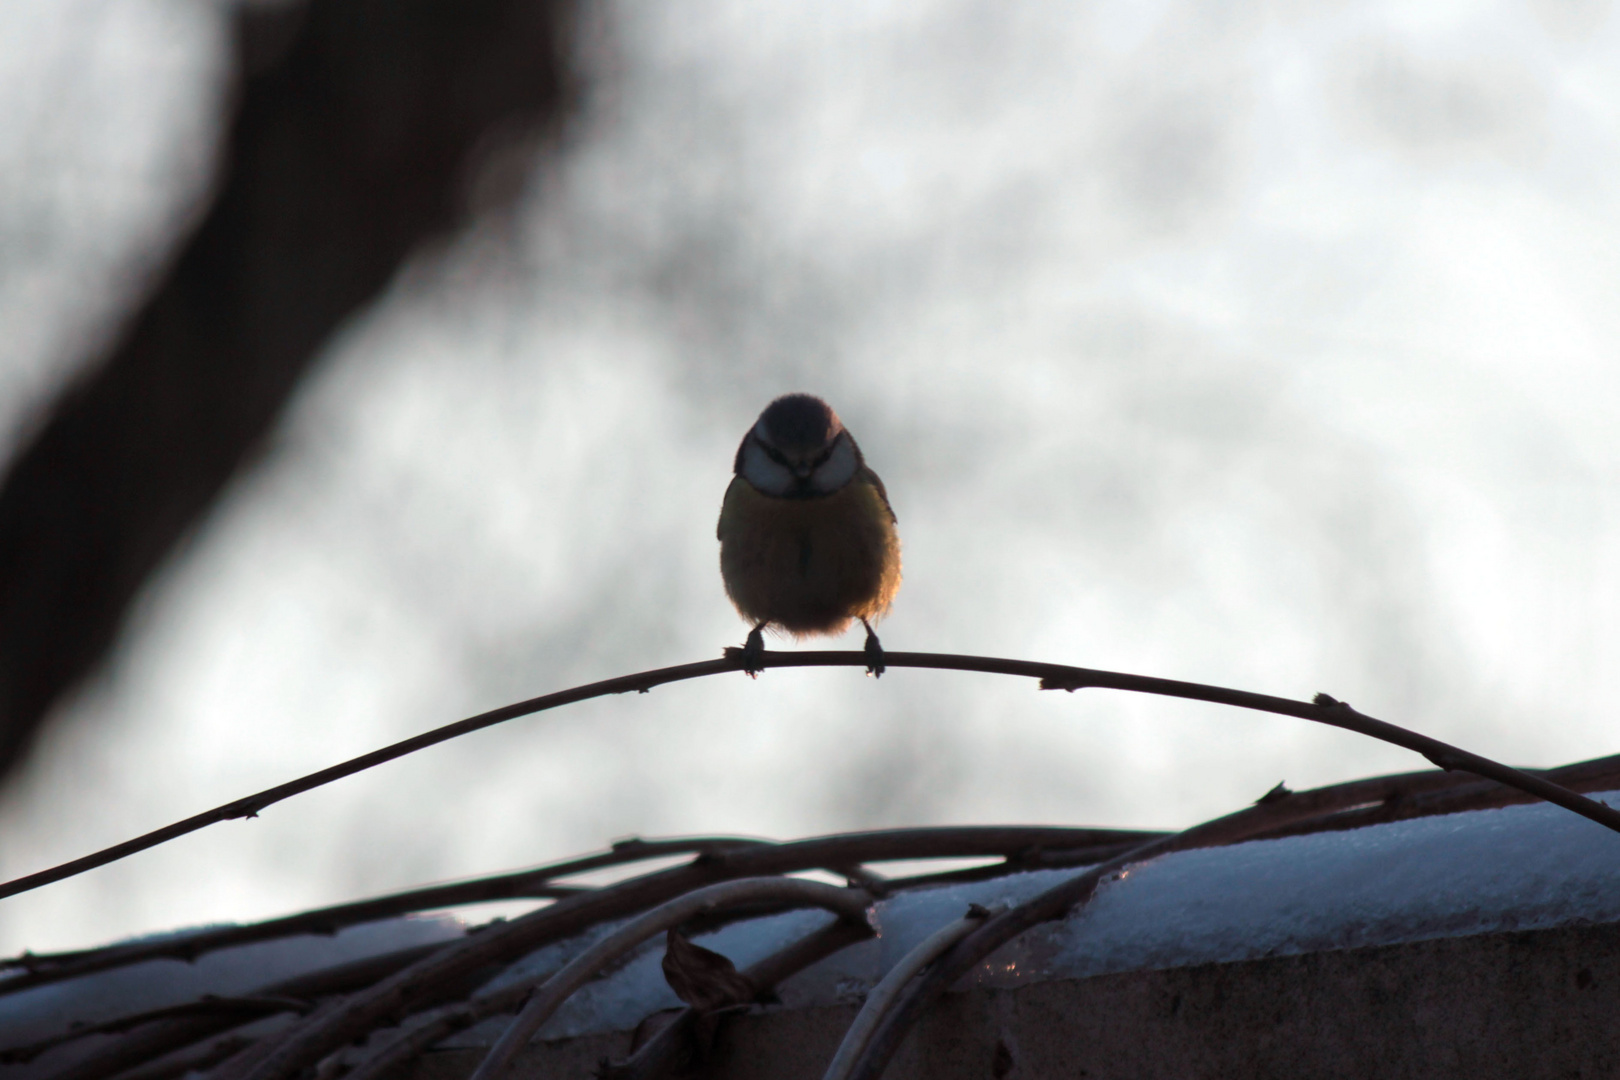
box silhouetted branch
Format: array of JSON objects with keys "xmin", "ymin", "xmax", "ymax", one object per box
[
  {"xmin": 24, "ymin": 761, "xmax": 1605, "ymax": 1080},
  {"xmin": 820, "ymin": 906, "xmax": 990, "ymax": 1080},
  {"xmin": 1251, "ymin": 751, "xmax": 1620, "ymax": 841},
  {"xmin": 0, "ymin": 836, "xmax": 768, "ymax": 992},
  {"xmin": 601, "ymin": 917, "xmax": 875, "ymax": 1080},
  {"xmin": 0, "ymin": 657, "xmax": 735, "ymax": 901},
  {"xmin": 0, "ymin": 829, "xmax": 1134, "ymax": 996},
  {"xmin": 0, "ymin": 996, "xmax": 312, "ymax": 1064},
  {"xmin": 0, "ymin": 0, "xmax": 580, "ymax": 783},
  {"xmin": 197, "ymin": 826, "xmax": 1198, "ymax": 1080},
  {"xmin": 835, "ymin": 753, "xmax": 1620, "ymax": 1080},
  {"xmin": 6, "ymin": 649, "xmax": 1618, "ymax": 905},
  {"xmin": 187, "ymin": 761, "xmax": 1545, "ymax": 1080},
  {"xmin": 328, "ymin": 905, "xmax": 871, "ymax": 1080},
  {"xmin": 115, "ymin": 1029, "xmax": 261, "ymax": 1080},
  {"xmin": 336, "ymin": 982, "xmax": 533, "ymax": 1080},
  {"xmin": 465, "ymin": 878, "xmax": 872, "ymax": 1080},
  {"xmin": 32, "ymin": 942, "xmax": 455, "ymax": 1080}
]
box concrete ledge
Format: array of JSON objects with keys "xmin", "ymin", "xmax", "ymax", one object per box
[{"xmin": 406, "ymin": 920, "xmax": 1620, "ymax": 1079}]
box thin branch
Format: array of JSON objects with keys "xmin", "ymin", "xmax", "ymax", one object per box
[
  {"xmin": 336, "ymin": 983, "xmax": 531, "ymax": 1080},
  {"xmin": 866, "ymin": 759, "xmax": 1619, "ymax": 892},
  {"xmin": 0, "ymin": 997, "xmax": 312, "ymax": 1064},
  {"xmin": 602, "ymin": 917, "xmax": 875, "ymax": 1080},
  {"xmin": 835, "ymin": 762, "xmax": 1583, "ymax": 1080},
  {"xmin": 0, "ymin": 836, "xmax": 768, "ymax": 994},
  {"xmin": 466, "ymin": 879, "xmax": 870, "ymax": 1080},
  {"xmin": 0, "ymin": 657, "xmax": 738, "ymax": 902},
  {"xmin": 334, "ymin": 958, "xmax": 566, "ymax": 1080},
  {"xmin": 24, "ymin": 831, "xmax": 1139, "ymax": 1080},
  {"xmin": 114, "ymin": 1030, "xmax": 262, "ymax": 1080},
  {"xmin": 205, "ymin": 828, "xmax": 1175, "ymax": 1080},
  {"xmin": 1251, "ymin": 751, "xmax": 1620, "ymax": 842},
  {"xmin": 349, "ymin": 911, "xmax": 878, "ymax": 1080},
  {"xmin": 5, "ymin": 649, "xmax": 1614, "ymax": 906},
  {"xmin": 820, "ymin": 908, "xmax": 990, "ymax": 1080},
  {"xmin": 33, "ymin": 943, "xmax": 453, "ymax": 1080},
  {"xmin": 330, "ymin": 883, "xmax": 877, "ymax": 1080},
  {"xmin": 44, "ymin": 760, "xmax": 1583, "ymax": 1080},
  {"xmin": 26, "ymin": 739, "xmax": 1592, "ymax": 998},
  {"xmin": 1, "ymin": 830, "xmax": 1133, "ymax": 1000}
]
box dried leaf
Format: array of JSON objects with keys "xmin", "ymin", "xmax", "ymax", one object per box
[{"xmin": 660, "ymin": 929, "xmax": 755, "ymax": 1013}]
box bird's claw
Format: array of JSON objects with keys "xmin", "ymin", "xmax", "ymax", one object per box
[
  {"xmin": 736, "ymin": 626, "xmax": 766, "ymax": 678},
  {"xmin": 862, "ymin": 620, "xmax": 886, "ymax": 678}
]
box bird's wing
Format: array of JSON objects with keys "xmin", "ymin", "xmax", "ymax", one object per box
[{"xmin": 861, "ymin": 465, "xmax": 898, "ymax": 524}]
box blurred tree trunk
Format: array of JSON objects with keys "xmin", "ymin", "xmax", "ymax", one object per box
[{"xmin": 0, "ymin": 0, "xmax": 579, "ymax": 782}]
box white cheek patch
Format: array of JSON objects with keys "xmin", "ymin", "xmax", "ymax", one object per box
[
  {"xmin": 811, "ymin": 435, "xmax": 859, "ymax": 493},
  {"xmin": 741, "ymin": 440, "xmax": 795, "ymax": 495}
]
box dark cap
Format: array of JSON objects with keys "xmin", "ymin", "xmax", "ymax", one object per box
[{"xmin": 757, "ymin": 393, "xmax": 843, "ymax": 451}]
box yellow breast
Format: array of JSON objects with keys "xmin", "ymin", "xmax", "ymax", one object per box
[{"xmin": 716, "ymin": 472, "xmax": 902, "ymax": 636}]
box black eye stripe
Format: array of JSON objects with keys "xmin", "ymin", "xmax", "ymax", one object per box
[{"xmin": 758, "ymin": 440, "xmax": 836, "ymax": 471}]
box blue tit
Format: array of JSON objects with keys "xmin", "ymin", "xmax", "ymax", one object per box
[{"xmin": 717, "ymin": 393, "xmax": 901, "ymax": 675}]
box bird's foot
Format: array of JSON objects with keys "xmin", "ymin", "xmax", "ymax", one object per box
[
  {"xmin": 862, "ymin": 620, "xmax": 886, "ymax": 678},
  {"xmin": 730, "ymin": 626, "xmax": 766, "ymax": 678}
]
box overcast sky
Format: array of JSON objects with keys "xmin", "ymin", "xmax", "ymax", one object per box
[{"xmin": 3, "ymin": 0, "xmax": 1620, "ymax": 955}]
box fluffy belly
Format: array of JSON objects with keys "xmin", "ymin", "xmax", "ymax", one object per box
[{"xmin": 717, "ymin": 476, "xmax": 902, "ymax": 635}]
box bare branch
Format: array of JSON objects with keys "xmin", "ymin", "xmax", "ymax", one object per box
[
  {"xmin": 186, "ymin": 827, "xmax": 1167, "ymax": 1080},
  {"xmin": 0, "ymin": 836, "xmax": 768, "ymax": 994},
  {"xmin": 4, "ymin": 649, "xmax": 1616, "ymax": 906},
  {"xmin": 820, "ymin": 907, "xmax": 990, "ymax": 1080},
  {"xmin": 29, "ymin": 943, "xmax": 451, "ymax": 1080},
  {"xmin": 834, "ymin": 755, "xmax": 1612, "ymax": 1080},
  {"xmin": 464, "ymin": 878, "xmax": 871, "ymax": 1080},
  {"xmin": 0, "ymin": 996, "xmax": 312, "ymax": 1065},
  {"xmin": 601, "ymin": 917, "xmax": 874, "ymax": 1080}
]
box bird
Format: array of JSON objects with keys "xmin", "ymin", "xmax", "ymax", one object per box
[{"xmin": 717, "ymin": 393, "xmax": 901, "ymax": 676}]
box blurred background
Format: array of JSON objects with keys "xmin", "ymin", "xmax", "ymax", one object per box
[{"xmin": 2, "ymin": 0, "xmax": 1619, "ymax": 956}]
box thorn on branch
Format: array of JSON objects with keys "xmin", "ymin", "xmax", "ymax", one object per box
[
  {"xmin": 1313, "ymin": 692, "xmax": 1343, "ymax": 708},
  {"xmin": 225, "ymin": 797, "xmax": 270, "ymax": 821},
  {"xmin": 1038, "ymin": 675, "xmax": 1088, "ymax": 692},
  {"xmin": 1255, "ymin": 781, "xmax": 1293, "ymax": 805}
]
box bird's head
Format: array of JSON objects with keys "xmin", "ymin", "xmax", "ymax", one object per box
[{"xmin": 735, "ymin": 393, "xmax": 862, "ymax": 497}]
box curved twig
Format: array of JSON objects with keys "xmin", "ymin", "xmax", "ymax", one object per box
[
  {"xmin": 466, "ymin": 878, "xmax": 872, "ymax": 1080},
  {"xmin": 348, "ymin": 912, "xmax": 885, "ymax": 1080},
  {"xmin": 4, "ymin": 649, "xmax": 1618, "ymax": 906},
  {"xmin": 0, "ymin": 657, "xmax": 737, "ymax": 903},
  {"xmin": 30, "ymin": 944, "xmax": 451, "ymax": 1080},
  {"xmin": 43, "ymin": 762, "xmax": 1574, "ymax": 1080},
  {"xmin": 820, "ymin": 908, "xmax": 992, "ymax": 1080},
  {"xmin": 1252, "ymin": 751, "xmax": 1620, "ymax": 842},
  {"xmin": 336, "ymin": 979, "xmax": 537, "ymax": 1080},
  {"xmin": 0, "ymin": 836, "xmax": 766, "ymax": 994},
  {"xmin": 115, "ymin": 1030, "xmax": 262, "ymax": 1080},
  {"xmin": 204, "ymin": 829, "xmax": 1108, "ymax": 1080},
  {"xmin": 0, "ymin": 996, "xmax": 311, "ymax": 1064},
  {"xmin": 603, "ymin": 916, "xmax": 875, "ymax": 1080},
  {"xmin": 836, "ymin": 757, "xmax": 1614, "ymax": 1080}
]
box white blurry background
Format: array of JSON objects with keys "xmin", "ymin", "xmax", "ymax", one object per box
[{"xmin": 2, "ymin": 0, "xmax": 1619, "ymax": 955}]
